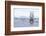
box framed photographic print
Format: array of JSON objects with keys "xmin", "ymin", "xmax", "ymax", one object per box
[{"xmin": 5, "ymin": 1, "xmax": 45, "ymax": 35}]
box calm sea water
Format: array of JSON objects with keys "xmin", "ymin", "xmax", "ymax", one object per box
[{"xmin": 14, "ymin": 18, "xmax": 39, "ymax": 27}]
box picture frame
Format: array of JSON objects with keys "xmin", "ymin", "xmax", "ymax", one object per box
[{"xmin": 5, "ymin": 1, "xmax": 45, "ymax": 35}]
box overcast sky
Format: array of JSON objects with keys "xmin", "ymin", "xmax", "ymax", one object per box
[{"xmin": 14, "ymin": 8, "xmax": 40, "ymax": 18}]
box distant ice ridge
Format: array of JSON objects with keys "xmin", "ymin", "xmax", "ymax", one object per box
[
  {"xmin": 14, "ymin": 17, "xmax": 39, "ymax": 20},
  {"xmin": 15, "ymin": 16, "xmax": 30, "ymax": 18}
]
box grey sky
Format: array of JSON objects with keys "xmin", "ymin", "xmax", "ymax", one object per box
[{"xmin": 14, "ymin": 8, "xmax": 39, "ymax": 18}]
